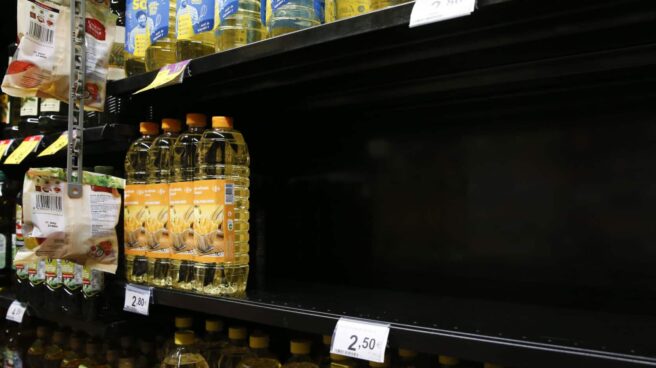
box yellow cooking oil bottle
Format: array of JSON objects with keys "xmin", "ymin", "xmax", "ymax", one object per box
[
  {"xmin": 170, "ymin": 113, "xmax": 207, "ymax": 290},
  {"xmin": 369, "ymin": 0, "xmax": 409, "ymax": 12},
  {"xmin": 215, "ymin": 0, "xmax": 265, "ymax": 52},
  {"xmin": 165, "ymin": 316, "xmax": 195, "ymax": 355},
  {"xmin": 125, "ymin": 0, "xmax": 151, "ymax": 76},
  {"xmin": 162, "ymin": 331, "xmax": 209, "ymax": 368},
  {"xmin": 146, "ymin": 118, "xmax": 182, "ymax": 287},
  {"xmin": 194, "ymin": 116, "xmax": 249, "ymax": 296},
  {"xmin": 217, "ymin": 327, "xmax": 250, "ymax": 368},
  {"xmin": 282, "ymin": 340, "xmax": 318, "ymax": 368},
  {"xmin": 235, "ymin": 333, "xmax": 280, "ymax": 368},
  {"xmin": 267, "ymin": 0, "xmax": 321, "ymax": 37},
  {"xmin": 145, "ymin": 0, "xmax": 179, "ymax": 71},
  {"xmin": 333, "ymin": 0, "xmax": 369, "ymax": 20},
  {"xmin": 176, "ymin": 0, "xmax": 216, "ymax": 60},
  {"xmin": 125, "ymin": 122, "xmax": 160, "ymax": 284}
]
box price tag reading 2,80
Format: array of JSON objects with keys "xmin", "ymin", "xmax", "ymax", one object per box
[
  {"xmin": 123, "ymin": 284, "xmax": 153, "ymax": 316},
  {"xmin": 330, "ymin": 318, "xmax": 390, "ymax": 363}
]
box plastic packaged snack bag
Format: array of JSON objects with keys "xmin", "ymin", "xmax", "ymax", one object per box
[
  {"xmin": 17, "ymin": 167, "xmax": 125, "ymax": 274},
  {"xmin": 2, "ymin": 0, "xmax": 117, "ymax": 112}
]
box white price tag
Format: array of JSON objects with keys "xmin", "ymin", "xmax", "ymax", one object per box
[
  {"xmin": 6, "ymin": 301, "xmax": 27, "ymax": 323},
  {"xmin": 330, "ymin": 318, "xmax": 390, "ymax": 363},
  {"xmin": 409, "ymin": 0, "xmax": 476, "ymax": 28},
  {"xmin": 123, "ymin": 284, "xmax": 152, "ymax": 315}
]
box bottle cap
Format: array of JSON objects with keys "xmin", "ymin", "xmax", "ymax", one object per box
[
  {"xmin": 94, "ymin": 166, "xmax": 114, "ymax": 175},
  {"xmin": 186, "ymin": 113, "xmax": 207, "ymax": 127},
  {"xmin": 211, "ymin": 116, "xmax": 233, "ymax": 129},
  {"xmin": 322, "ymin": 335, "xmax": 332, "ymax": 346},
  {"xmin": 205, "ymin": 320, "xmax": 223, "ymax": 332},
  {"xmin": 36, "ymin": 326, "xmax": 50, "ymax": 338},
  {"xmin": 175, "ymin": 316, "xmax": 193, "ymax": 329},
  {"xmin": 139, "ymin": 122, "xmax": 158, "ymax": 135},
  {"xmin": 228, "ymin": 327, "xmax": 247, "ymax": 340},
  {"xmin": 290, "ymin": 340, "xmax": 311, "ymax": 355},
  {"xmin": 249, "ymin": 333, "xmax": 269, "ymax": 349},
  {"xmin": 330, "ymin": 354, "xmax": 348, "ymax": 361},
  {"xmin": 118, "ymin": 357, "xmax": 135, "ymax": 368},
  {"xmin": 398, "ymin": 348, "xmax": 417, "ymax": 358},
  {"xmin": 175, "ymin": 331, "xmax": 195, "ymax": 346},
  {"xmin": 162, "ymin": 118, "xmax": 182, "ymax": 132},
  {"xmin": 438, "ymin": 356, "xmax": 460, "ymax": 366},
  {"xmin": 484, "ymin": 364, "xmax": 503, "ymax": 368}
]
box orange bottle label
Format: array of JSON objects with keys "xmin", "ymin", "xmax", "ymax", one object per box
[
  {"xmin": 124, "ymin": 184, "xmax": 148, "ymax": 256},
  {"xmin": 169, "ymin": 181, "xmax": 195, "ymax": 260},
  {"xmin": 193, "ymin": 179, "xmax": 235, "ymax": 263},
  {"xmin": 144, "ymin": 183, "xmax": 172, "ymax": 259}
]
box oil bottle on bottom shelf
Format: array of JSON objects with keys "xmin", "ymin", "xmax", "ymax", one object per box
[
  {"xmin": 235, "ymin": 333, "xmax": 280, "ymax": 368},
  {"xmin": 162, "ymin": 331, "xmax": 209, "ymax": 368},
  {"xmin": 217, "ymin": 327, "xmax": 250, "ymax": 368},
  {"xmin": 194, "ymin": 116, "xmax": 250, "ymax": 296}
]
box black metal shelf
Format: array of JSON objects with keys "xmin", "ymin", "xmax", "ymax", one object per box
[{"xmin": 146, "ymin": 281, "xmax": 656, "ymax": 368}]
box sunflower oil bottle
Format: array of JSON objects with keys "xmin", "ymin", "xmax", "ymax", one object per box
[
  {"xmin": 215, "ymin": 0, "xmax": 265, "ymax": 51},
  {"xmin": 268, "ymin": 0, "xmax": 321, "ymax": 37},
  {"xmin": 235, "ymin": 333, "xmax": 280, "ymax": 368},
  {"xmin": 43, "ymin": 330, "xmax": 66, "ymax": 368},
  {"xmin": 282, "ymin": 340, "xmax": 318, "ymax": 368},
  {"xmin": 145, "ymin": 0, "xmax": 179, "ymax": 71},
  {"xmin": 332, "ymin": 0, "xmax": 368, "ymax": 20},
  {"xmin": 27, "ymin": 326, "xmax": 50, "ymax": 368},
  {"xmin": 164, "ymin": 316, "xmax": 194, "ymax": 355},
  {"xmin": 162, "ymin": 331, "xmax": 209, "ymax": 368},
  {"xmin": 79, "ymin": 341, "xmax": 105, "ymax": 368},
  {"xmin": 60, "ymin": 335, "xmax": 85, "ymax": 368},
  {"xmin": 201, "ymin": 319, "xmax": 227, "ymax": 368},
  {"xmin": 217, "ymin": 327, "xmax": 250, "ymax": 368},
  {"xmin": 146, "ymin": 118, "xmax": 182, "ymax": 287},
  {"xmin": 170, "ymin": 114, "xmax": 206, "ymax": 290},
  {"xmin": 195, "ymin": 116, "xmax": 249, "ymax": 296},
  {"xmin": 176, "ymin": 0, "xmax": 216, "ymax": 60},
  {"xmin": 125, "ymin": 122, "xmax": 160, "ymax": 284},
  {"xmin": 369, "ymin": 0, "xmax": 409, "ymax": 12},
  {"xmin": 125, "ymin": 0, "xmax": 151, "ymax": 76}
]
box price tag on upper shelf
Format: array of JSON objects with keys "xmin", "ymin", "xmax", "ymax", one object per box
[
  {"xmin": 134, "ymin": 59, "xmax": 192, "ymax": 94},
  {"xmin": 38, "ymin": 133, "xmax": 68, "ymax": 157},
  {"xmin": 4, "ymin": 135, "xmax": 43, "ymax": 164},
  {"xmin": 6, "ymin": 301, "xmax": 27, "ymax": 323},
  {"xmin": 123, "ymin": 284, "xmax": 153, "ymax": 315},
  {"xmin": 330, "ymin": 318, "xmax": 390, "ymax": 363},
  {"xmin": 409, "ymin": 0, "xmax": 476, "ymax": 28}
]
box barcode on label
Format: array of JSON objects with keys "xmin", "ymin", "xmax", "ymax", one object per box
[
  {"xmin": 28, "ymin": 21, "xmax": 54, "ymax": 44},
  {"xmin": 225, "ymin": 184, "xmax": 234, "ymax": 204},
  {"xmin": 35, "ymin": 194, "xmax": 62, "ymax": 212}
]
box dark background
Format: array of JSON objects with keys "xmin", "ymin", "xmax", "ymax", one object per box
[{"xmin": 0, "ymin": 1, "xmax": 17, "ymax": 79}]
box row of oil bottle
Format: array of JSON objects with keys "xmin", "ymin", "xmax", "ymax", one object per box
[
  {"xmin": 0, "ymin": 315, "xmax": 508, "ymax": 368},
  {"xmin": 124, "ymin": 113, "xmax": 250, "ymax": 296},
  {"xmin": 110, "ymin": 0, "xmax": 406, "ymax": 79}
]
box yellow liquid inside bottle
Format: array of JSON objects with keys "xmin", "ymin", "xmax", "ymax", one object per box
[
  {"xmin": 125, "ymin": 53, "xmax": 147, "ymax": 77},
  {"xmin": 334, "ymin": 0, "xmax": 369, "ymax": 20},
  {"xmin": 369, "ymin": 0, "xmax": 409, "ymax": 10},
  {"xmin": 268, "ymin": 0, "xmax": 320, "ymax": 37},
  {"xmin": 170, "ymin": 121, "xmax": 205, "ymax": 290},
  {"xmin": 146, "ymin": 123, "xmax": 181, "ymax": 287},
  {"xmin": 125, "ymin": 127, "xmax": 157, "ymax": 284},
  {"xmin": 146, "ymin": 0, "xmax": 179, "ymax": 71},
  {"xmin": 176, "ymin": 0, "xmax": 216, "ymax": 60},
  {"xmin": 215, "ymin": 0, "xmax": 265, "ymax": 52},
  {"xmin": 163, "ymin": 332, "xmax": 209, "ymax": 368},
  {"xmin": 195, "ymin": 119, "xmax": 250, "ymax": 296}
]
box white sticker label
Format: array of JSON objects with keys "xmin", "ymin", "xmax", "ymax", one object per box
[
  {"xmin": 123, "ymin": 284, "xmax": 152, "ymax": 315},
  {"xmin": 40, "ymin": 98, "xmax": 61, "ymax": 112},
  {"xmin": 409, "ymin": 0, "xmax": 476, "ymax": 28},
  {"xmin": 6, "ymin": 301, "xmax": 27, "ymax": 323},
  {"xmin": 330, "ymin": 318, "xmax": 390, "ymax": 363}
]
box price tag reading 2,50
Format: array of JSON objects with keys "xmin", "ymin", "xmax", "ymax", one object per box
[
  {"xmin": 330, "ymin": 318, "xmax": 390, "ymax": 363},
  {"xmin": 123, "ymin": 284, "xmax": 153, "ymax": 316}
]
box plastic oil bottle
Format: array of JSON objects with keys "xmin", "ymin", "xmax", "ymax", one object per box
[
  {"xmin": 236, "ymin": 333, "xmax": 281, "ymax": 368},
  {"xmin": 79, "ymin": 341, "xmax": 105, "ymax": 368},
  {"xmin": 369, "ymin": 0, "xmax": 408, "ymax": 12},
  {"xmin": 125, "ymin": 0, "xmax": 150, "ymax": 75},
  {"xmin": 282, "ymin": 340, "xmax": 318, "ymax": 368},
  {"xmin": 267, "ymin": 0, "xmax": 321, "ymax": 37},
  {"xmin": 164, "ymin": 316, "xmax": 194, "ymax": 355},
  {"xmin": 217, "ymin": 327, "xmax": 250, "ymax": 368},
  {"xmin": 161, "ymin": 331, "xmax": 209, "ymax": 368},
  {"xmin": 43, "ymin": 330, "xmax": 66, "ymax": 368},
  {"xmin": 27, "ymin": 326, "xmax": 50, "ymax": 368},
  {"xmin": 145, "ymin": 0, "xmax": 179, "ymax": 71},
  {"xmin": 146, "ymin": 118, "xmax": 182, "ymax": 287},
  {"xmin": 125, "ymin": 122, "xmax": 160, "ymax": 284},
  {"xmin": 201, "ymin": 319, "xmax": 227, "ymax": 368},
  {"xmin": 332, "ymin": 0, "xmax": 369, "ymax": 20},
  {"xmin": 195, "ymin": 116, "xmax": 250, "ymax": 296},
  {"xmin": 176, "ymin": 0, "xmax": 216, "ymax": 60},
  {"xmin": 60, "ymin": 335, "xmax": 85, "ymax": 368},
  {"xmin": 170, "ymin": 114, "xmax": 207, "ymax": 290},
  {"xmin": 215, "ymin": 0, "xmax": 265, "ymax": 52}
]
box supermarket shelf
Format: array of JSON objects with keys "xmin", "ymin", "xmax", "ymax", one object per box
[
  {"xmin": 149, "ymin": 282, "xmax": 656, "ymax": 368},
  {"xmin": 108, "ymin": 0, "xmax": 656, "ymax": 109},
  {"xmin": 0, "ymin": 291, "xmax": 125, "ymax": 337}
]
